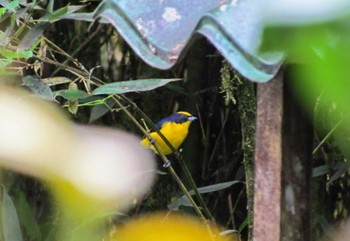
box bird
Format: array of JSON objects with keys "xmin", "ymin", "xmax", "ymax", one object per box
[{"xmin": 140, "ymin": 111, "xmax": 197, "ymax": 155}]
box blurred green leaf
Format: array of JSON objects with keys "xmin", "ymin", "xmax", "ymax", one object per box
[
  {"xmin": 18, "ymin": 23, "xmax": 49, "ymax": 51},
  {"xmin": 0, "ymin": 49, "xmax": 33, "ymax": 59},
  {"xmin": 0, "ymin": 31, "xmax": 10, "ymax": 46},
  {"xmin": 14, "ymin": 5, "xmax": 29, "ymax": 19},
  {"xmin": 92, "ymin": 78, "xmax": 181, "ymax": 95},
  {"xmin": 3, "ymin": 17, "xmax": 15, "ymax": 42},
  {"xmin": 238, "ymin": 217, "xmax": 248, "ymax": 232},
  {"xmin": 1, "ymin": 0, "xmax": 19, "ymax": 11},
  {"xmin": 312, "ymin": 164, "xmax": 331, "ymax": 178},
  {"xmin": 2, "ymin": 188, "xmax": 24, "ymax": 241},
  {"xmin": 47, "ymin": 0, "xmax": 54, "ymax": 13},
  {"xmin": 327, "ymin": 162, "xmax": 350, "ymax": 184},
  {"xmin": 0, "ymin": 7, "xmax": 6, "ymax": 16},
  {"xmin": 0, "ymin": 69, "xmax": 18, "ymax": 75},
  {"xmin": 22, "ymin": 75, "xmax": 55, "ymax": 101},
  {"xmin": 262, "ymin": 18, "xmax": 350, "ymax": 162},
  {"xmin": 48, "ymin": 5, "xmax": 68, "ymax": 21},
  {"xmin": 16, "ymin": 192, "xmax": 41, "ymax": 241},
  {"xmin": 41, "ymin": 5, "xmax": 85, "ymax": 22},
  {"xmin": 0, "ymin": 59, "xmax": 12, "ymax": 68}
]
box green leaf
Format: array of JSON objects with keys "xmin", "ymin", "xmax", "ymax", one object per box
[
  {"xmin": 42, "ymin": 5, "xmax": 86, "ymax": 22},
  {"xmin": 238, "ymin": 217, "xmax": 249, "ymax": 232},
  {"xmin": 312, "ymin": 164, "xmax": 330, "ymax": 178},
  {"xmin": 16, "ymin": 192, "xmax": 41, "ymax": 241},
  {"xmin": 2, "ymin": 188, "xmax": 24, "ymax": 241},
  {"xmin": 92, "ymin": 78, "xmax": 181, "ymax": 95},
  {"xmin": 1, "ymin": 0, "xmax": 19, "ymax": 11},
  {"xmin": 0, "ymin": 7, "xmax": 6, "ymax": 17},
  {"xmin": 65, "ymin": 5, "xmax": 86, "ymax": 15},
  {"xmin": 49, "ymin": 5, "xmax": 68, "ymax": 22},
  {"xmin": 22, "ymin": 75, "xmax": 54, "ymax": 101},
  {"xmin": 47, "ymin": 0, "xmax": 54, "ymax": 13},
  {"xmin": 3, "ymin": 16, "xmax": 15, "ymax": 42},
  {"xmin": 0, "ymin": 49, "xmax": 33, "ymax": 59},
  {"xmin": 54, "ymin": 89, "xmax": 90, "ymax": 100},
  {"xmin": 89, "ymin": 98, "xmax": 115, "ymax": 123},
  {"xmin": 0, "ymin": 29, "xmax": 10, "ymax": 47},
  {"xmin": 14, "ymin": 5, "xmax": 29, "ymax": 19},
  {"xmin": 327, "ymin": 162, "xmax": 350, "ymax": 184},
  {"xmin": 58, "ymin": 12, "xmax": 101, "ymax": 22},
  {"xmin": 0, "ymin": 58, "xmax": 12, "ymax": 68},
  {"xmin": 187, "ymin": 180, "xmax": 242, "ymax": 195},
  {"xmin": 168, "ymin": 181, "xmax": 241, "ymax": 210},
  {"xmin": 18, "ymin": 23, "xmax": 50, "ymax": 51}
]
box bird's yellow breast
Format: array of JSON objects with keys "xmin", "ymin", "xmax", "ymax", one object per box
[{"xmin": 140, "ymin": 121, "xmax": 191, "ymax": 155}]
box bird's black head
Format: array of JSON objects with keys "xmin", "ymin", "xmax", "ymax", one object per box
[{"xmin": 155, "ymin": 111, "xmax": 197, "ymax": 129}]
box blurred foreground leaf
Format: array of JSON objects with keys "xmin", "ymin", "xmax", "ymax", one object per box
[
  {"xmin": 16, "ymin": 191, "xmax": 41, "ymax": 241},
  {"xmin": 262, "ymin": 16, "xmax": 350, "ymax": 159},
  {"xmin": 2, "ymin": 188, "xmax": 23, "ymax": 241}
]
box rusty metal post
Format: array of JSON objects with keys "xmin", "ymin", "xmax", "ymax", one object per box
[{"xmin": 253, "ymin": 71, "xmax": 283, "ymax": 241}]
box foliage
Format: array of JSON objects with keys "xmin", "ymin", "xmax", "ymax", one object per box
[
  {"xmin": 2, "ymin": 1, "xmax": 350, "ymax": 241},
  {"xmin": 262, "ymin": 6, "xmax": 350, "ymax": 239},
  {"xmin": 0, "ymin": 1, "xmax": 245, "ymax": 241}
]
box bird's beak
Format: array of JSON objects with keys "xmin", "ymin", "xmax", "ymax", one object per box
[{"xmin": 188, "ymin": 116, "xmax": 197, "ymax": 122}]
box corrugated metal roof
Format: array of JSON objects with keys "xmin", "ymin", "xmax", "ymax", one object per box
[{"xmin": 94, "ymin": 0, "xmax": 283, "ymax": 83}]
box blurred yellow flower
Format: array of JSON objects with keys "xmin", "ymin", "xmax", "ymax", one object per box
[
  {"xmin": 109, "ymin": 212, "xmax": 239, "ymax": 241},
  {"xmin": 0, "ymin": 87, "xmax": 156, "ymax": 214}
]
